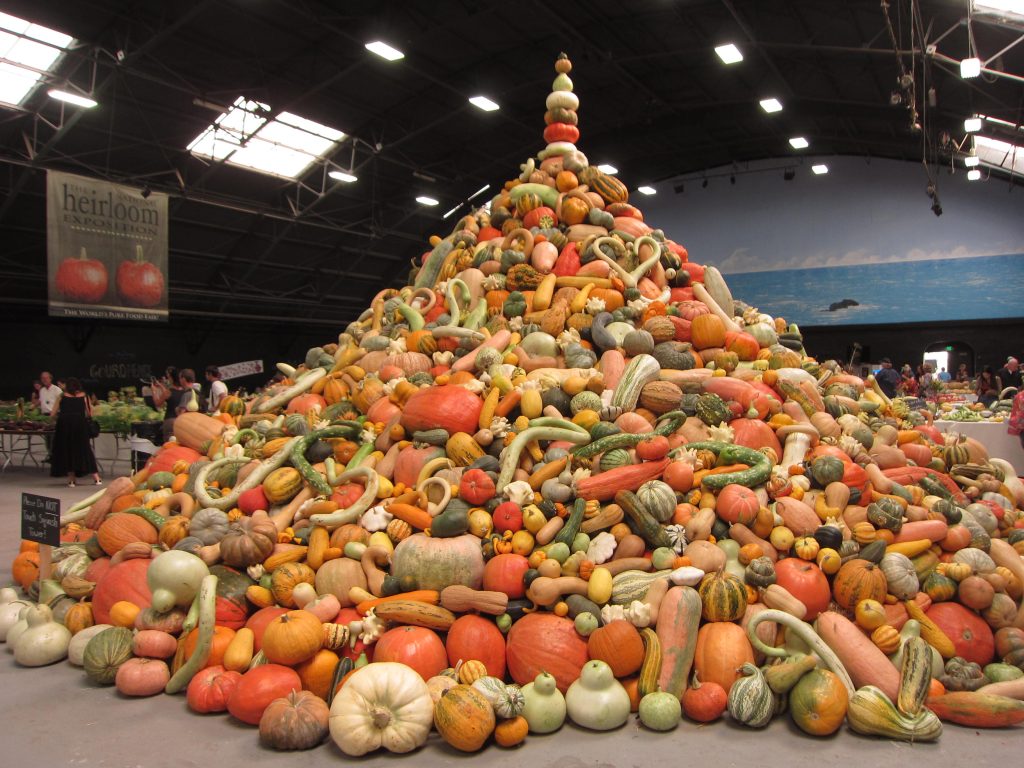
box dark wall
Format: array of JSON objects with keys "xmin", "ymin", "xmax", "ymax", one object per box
[
  {"xmin": 801, "ymin": 318, "xmax": 1024, "ymax": 375},
  {"xmin": 0, "ymin": 304, "xmax": 334, "ymax": 400}
]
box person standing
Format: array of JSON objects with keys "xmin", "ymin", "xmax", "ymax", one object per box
[
  {"xmin": 152, "ymin": 368, "xmax": 186, "ymax": 443},
  {"xmin": 38, "ymin": 371, "xmax": 62, "ymax": 417},
  {"xmin": 49, "ymin": 378, "xmax": 101, "ymax": 487},
  {"xmin": 875, "ymin": 358, "xmax": 901, "ymax": 399},
  {"xmin": 1009, "ymin": 388, "xmax": 1024, "ymax": 451},
  {"xmin": 976, "ymin": 366, "xmax": 998, "ymax": 407},
  {"xmin": 955, "ymin": 363, "xmax": 970, "ymax": 383},
  {"xmin": 996, "ymin": 357, "xmax": 1022, "ymax": 394},
  {"xmin": 937, "ymin": 367, "xmax": 952, "ymax": 383},
  {"xmin": 919, "ymin": 364, "xmax": 936, "ymax": 400},
  {"xmin": 898, "ymin": 365, "xmax": 919, "ymax": 397},
  {"xmin": 205, "ymin": 366, "xmax": 227, "ymax": 414}
]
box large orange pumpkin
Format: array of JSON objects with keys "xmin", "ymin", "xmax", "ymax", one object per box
[
  {"xmin": 446, "ymin": 615, "xmax": 506, "ymax": 679},
  {"xmin": 91, "ymin": 558, "xmax": 152, "ymax": 624},
  {"xmin": 587, "ymin": 620, "xmax": 645, "ymax": 677},
  {"xmin": 245, "ymin": 607, "xmax": 288, "ymax": 653},
  {"xmin": 481, "ymin": 553, "xmax": 529, "ymax": 599},
  {"xmin": 774, "ymin": 558, "xmax": 831, "ymax": 621},
  {"xmin": 295, "ymin": 648, "xmax": 340, "ymax": 700},
  {"xmin": 373, "ymin": 626, "xmax": 448, "ymax": 680},
  {"xmin": 261, "ymin": 610, "xmax": 324, "ymax": 666},
  {"xmin": 286, "ymin": 393, "xmax": 327, "ymax": 415},
  {"xmin": 399, "ymin": 386, "xmax": 483, "ymax": 436},
  {"xmin": 96, "ymin": 513, "xmax": 158, "ymax": 556},
  {"xmin": 146, "ymin": 444, "xmax": 201, "ymax": 474},
  {"xmin": 832, "ymin": 559, "xmax": 887, "ymax": 610},
  {"xmin": 693, "ymin": 622, "xmax": 754, "ymax": 693},
  {"xmin": 690, "ymin": 314, "xmax": 726, "ymax": 350},
  {"xmin": 433, "ymin": 684, "xmax": 495, "ymax": 752},
  {"xmin": 506, "ymin": 612, "xmax": 588, "ymax": 692},
  {"xmin": 926, "ymin": 602, "xmax": 995, "ymax": 665},
  {"xmin": 715, "ymin": 484, "xmax": 760, "ymax": 526}
]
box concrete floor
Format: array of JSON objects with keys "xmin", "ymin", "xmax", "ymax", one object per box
[{"xmin": 0, "ymin": 465, "xmax": 1021, "ymax": 766}]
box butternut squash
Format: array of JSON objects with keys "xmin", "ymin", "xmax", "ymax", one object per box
[
  {"xmin": 372, "ymin": 600, "xmax": 456, "ymax": 631},
  {"xmin": 439, "ymin": 585, "xmax": 509, "ymax": 615}
]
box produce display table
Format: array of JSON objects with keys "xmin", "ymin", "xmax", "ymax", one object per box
[
  {"xmin": 934, "ymin": 419, "xmax": 1024, "ymax": 476},
  {"xmin": 0, "ymin": 429, "xmax": 51, "ymax": 472}
]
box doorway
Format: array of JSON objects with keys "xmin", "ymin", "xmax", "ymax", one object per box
[{"xmin": 924, "ymin": 341, "xmax": 974, "ymax": 380}]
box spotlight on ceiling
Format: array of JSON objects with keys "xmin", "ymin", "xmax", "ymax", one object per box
[
  {"xmin": 960, "ymin": 57, "xmax": 982, "ymax": 78},
  {"xmin": 365, "ymin": 41, "xmax": 404, "ymax": 61},
  {"xmin": 811, "ymin": 164, "xmax": 829, "ymax": 175},
  {"xmin": 329, "ymin": 171, "xmax": 358, "ymax": 183},
  {"xmin": 469, "ymin": 96, "xmax": 500, "ymax": 112},
  {"xmin": 759, "ymin": 98, "xmax": 783, "ymax": 114},
  {"xmin": 783, "ymin": 168, "xmax": 796, "ymax": 181},
  {"xmin": 597, "ymin": 164, "xmax": 618, "ymax": 174},
  {"xmin": 964, "ymin": 117, "xmax": 982, "ymax": 132},
  {"xmin": 964, "ymin": 153, "xmax": 980, "ymax": 167},
  {"xmin": 638, "ymin": 185, "xmax": 657, "ymax": 195},
  {"xmin": 967, "ymin": 169, "xmax": 982, "ymax": 181},
  {"xmin": 789, "ymin": 136, "xmax": 809, "ymax": 149},
  {"xmin": 416, "ymin": 196, "xmax": 439, "ymax": 206},
  {"xmin": 715, "ymin": 43, "xmax": 743, "ymax": 64},
  {"xmin": 48, "ymin": 89, "xmax": 98, "ymax": 108}
]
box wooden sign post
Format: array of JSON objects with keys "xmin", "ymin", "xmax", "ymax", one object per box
[{"xmin": 21, "ymin": 493, "xmax": 60, "ymax": 581}]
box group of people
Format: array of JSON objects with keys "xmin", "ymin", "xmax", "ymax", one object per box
[
  {"xmin": 874, "ymin": 356, "xmax": 1021, "ymax": 407},
  {"xmin": 148, "ymin": 365, "xmax": 229, "ymax": 442},
  {"xmin": 31, "ymin": 364, "xmax": 232, "ymax": 487}
]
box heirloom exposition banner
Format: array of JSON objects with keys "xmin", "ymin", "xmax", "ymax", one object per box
[{"xmin": 47, "ymin": 170, "xmax": 168, "ymax": 321}]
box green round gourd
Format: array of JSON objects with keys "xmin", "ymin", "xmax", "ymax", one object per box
[
  {"xmin": 147, "ymin": 471, "xmax": 175, "ymax": 491},
  {"xmin": 638, "ymin": 691, "xmax": 682, "ymax": 731},
  {"xmin": 983, "ymin": 663, "xmax": 1023, "ymax": 683},
  {"xmin": 574, "ymin": 612, "xmax": 599, "ymax": 636},
  {"xmin": 599, "ymin": 449, "xmax": 632, "ymax": 472},
  {"xmin": 83, "ymin": 626, "xmax": 134, "ymax": 685},
  {"xmin": 810, "ymin": 455, "xmax": 845, "ymax": 487},
  {"xmin": 570, "ymin": 391, "xmax": 603, "ymax": 415},
  {"xmin": 637, "ymin": 480, "xmax": 676, "ymax": 523},
  {"xmin": 622, "ymin": 330, "xmax": 655, "ymax": 357},
  {"xmin": 652, "ymin": 342, "xmax": 698, "ymax": 371}
]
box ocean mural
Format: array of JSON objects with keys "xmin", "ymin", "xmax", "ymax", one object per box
[{"xmin": 641, "ymin": 156, "xmax": 1024, "ymax": 326}]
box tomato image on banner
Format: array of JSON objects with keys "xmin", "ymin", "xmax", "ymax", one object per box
[{"xmin": 46, "ymin": 169, "xmax": 169, "ymax": 322}]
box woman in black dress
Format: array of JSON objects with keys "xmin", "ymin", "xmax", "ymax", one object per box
[{"xmin": 50, "ymin": 377, "xmax": 101, "ymax": 487}]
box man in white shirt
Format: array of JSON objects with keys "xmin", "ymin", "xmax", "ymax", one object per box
[
  {"xmin": 205, "ymin": 366, "xmax": 228, "ymax": 414},
  {"xmin": 38, "ymin": 371, "xmax": 62, "ymax": 416}
]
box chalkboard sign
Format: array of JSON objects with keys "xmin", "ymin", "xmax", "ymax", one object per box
[{"xmin": 21, "ymin": 493, "xmax": 60, "ymax": 546}]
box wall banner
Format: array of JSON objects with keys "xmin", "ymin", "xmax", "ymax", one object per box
[
  {"xmin": 47, "ymin": 170, "xmax": 168, "ymax": 321},
  {"xmin": 217, "ymin": 359, "xmax": 264, "ymax": 380}
]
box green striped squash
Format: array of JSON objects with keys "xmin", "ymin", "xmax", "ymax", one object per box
[
  {"xmin": 728, "ymin": 663, "xmax": 774, "ymax": 727},
  {"xmin": 697, "ymin": 571, "xmax": 747, "ymax": 622}
]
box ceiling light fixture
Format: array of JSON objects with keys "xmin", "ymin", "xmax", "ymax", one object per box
[
  {"xmin": 789, "ymin": 136, "xmax": 809, "ymax": 149},
  {"xmin": 597, "ymin": 164, "xmax": 618, "ymax": 174},
  {"xmin": 416, "ymin": 195, "xmax": 439, "ymax": 206},
  {"xmin": 329, "ymin": 171, "xmax": 358, "ymax": 183},
  {"xmin": 365, "ymin": 41, "xmax": 404, "ymax": 61},
  {"xmin": 760, "ymin": 98, "xmax": 783, "ymax": 113},
  {"xmin": 964, "ymin": 117, "xmax": 982, "ymax": 132},
  {"xmin": 442, "ymin": 203, "xmax": 463, "ymax": 219},
  {"xmin": 964, "ymin": 152, "xmax": 980, "ymax": 167},
  {"xmin": 967, "ymin": 169, "xmax": 982, "ymax": 181},
  {"xmin": 469, "ymin": 95, "xmax": 500, "ymax": 112},
  {"xmin": 47, "ymin": 89, "xmax": 97, "ymax": 108},
  {"xmin": 960, "ymin": 57, "xmax": 982, "ymax": 78},
  {"xmin": 467, "ymin": 183, "xmax": 491, "ymax": 201},
  {"xmin": 715, "ymin": 43, "xmax": 743, "ymax": 64},
  {"xmin": 812, "ymin": 164, "xmax": 829, "ymax": 175},
  {"xmin": 637, "ymin": 186, "xmax": 657, "ymax": 195}
]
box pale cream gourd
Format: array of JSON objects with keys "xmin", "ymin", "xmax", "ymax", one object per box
[
  {"xmin": 329, "ymin": 662, "xmax": 434, "ymax": 756},
  {"xmin": 13, "ymin": 604, "xmax": 71, "ymax": 666},
  {"xmin": 521, "ymin": 671, "xmax": 566, "ymax": 734},
  {"xmin": 68, "ymin": 624, "xmax": 113, "ymax": 666},
  {"xmin": 0, "ymin": 588, "xmax": 30, "ymax": 642},
  {"xmin": 565, "ymin": 660, "xmax": 631, "ymax": 731}
]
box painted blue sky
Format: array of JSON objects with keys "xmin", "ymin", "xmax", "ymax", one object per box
[{"xmin": 636, "ymin": 155, "xmax": 1024, "ymax": 324}]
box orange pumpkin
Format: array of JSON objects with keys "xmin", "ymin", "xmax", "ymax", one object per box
[
  {"xmin": 715, "ymin": 484, "xmax": 760, "ymax": 525},
  {"xmin": 832, "ymin": 559, "xmax": 888, "ymax": 610},
  {"xmin": 11, "ymin": 550, "xmax": 39, "ymax": 590},
  {"xmin": 690, "ymin": 314, "xmax": 726, "ymax": 350},
  {"xmin": 373, "ymin": 626, "xmax": 448, "ymax": 680},
  {"xmin": 96, "ymin": 512, "xmax": 158, "ymax": 556},
  {"xmin": 560, "ymin": 196, "xmax": 589, "ymax": 225},
  {"xmin": 446, "ymin": 615, "xmax": 506, "ymax": 679},
  {"xmin": 261, "ymin": 610, "xmax": 324, "ymax": 666},
  {"xmin": 788, "ymin": 668, "xmax": 849, "ymax": 736},
  {"xmin": 506, "ymin": 613, "xmax": 588, "ymax": 692},
  {"xmin": 587, "ymin": 620, "xmax": 645, "ymax": 677},
  {"xmin": 185, "ymin": 625, "xmax": 237, "ymax": 669},
  {"xmin": 693, "ymin": 622, "xmax": 754, "ymax": 693},
  {"xmin": 494, "ymin": 715, "xmax": 529, "ymax": 747},
  {"xmin": 433, "ymin": 685, "xmax": 495, "ymax": 752},
  {"xmin": 555, "ymin": 170, "xmax": 579, "ymax": 192},
  {"xmin": 295, "ymin": 648, "xmax": 340, "ymax": 700}
]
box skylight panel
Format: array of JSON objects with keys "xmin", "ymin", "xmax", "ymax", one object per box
[
  {"xmin": 187, "ymin": 97, "xmax": 345, "ymax": 179},
  {"xmin": 975, "ymin": 135, "xmax": 1024, "ymax": 176},
  {"xmin": 0, "ymin": 12, "xmax": 73, "ymax": 108}
]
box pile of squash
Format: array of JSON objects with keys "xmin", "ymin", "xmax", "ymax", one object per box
[{"xmin": 5, "ymin": 54, "xmax": 1024, "ymax": 753}]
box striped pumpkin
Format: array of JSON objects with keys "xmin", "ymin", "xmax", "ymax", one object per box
[
  {"xmin": 697, "ymin": 571, "xmax": 747, "ymax": 622},
  {"xmin": 580, "ymin": 167, "xmax": 629, "ymax": 204}
]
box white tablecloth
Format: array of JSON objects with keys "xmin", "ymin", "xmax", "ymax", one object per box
[{"xmin": 934, "ymin": 420, "xmax": 1024, "ymax": 476}]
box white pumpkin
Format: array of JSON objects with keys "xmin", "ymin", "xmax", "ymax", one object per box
[
  {"xmin": 5, "ymin": 604, "xmax": 31, "ymax": 651},
  {"xmin": 68, "ymin": 624, "xmax": 113, "ymax": 666},
  {"xmin": 329, "ymin": 662, "xmax": 434, "ymax": 756},
  {"xmin": 565, "ymin": 660, "xmax": 631, "ymax": 731},
  {"xmin": 13, "ymin": 604, "xmax": 71, "ymax": 666},
  {"xmin": 0, "ymin": 588, "xmax": 30, "ymax": 642},
  {"xmin": 879, "ymin": 552, "xmax": 919, "ymax": 600}
]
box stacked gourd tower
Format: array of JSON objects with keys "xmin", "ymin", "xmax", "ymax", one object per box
[{"xmin": 5, "ymin": 54, "xmax": 1024, "ymax": 756}]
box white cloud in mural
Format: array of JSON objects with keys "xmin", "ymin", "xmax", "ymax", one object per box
[{"xmin": 715, "ymin": 243, "xmax": 1014, "ymax": 274}]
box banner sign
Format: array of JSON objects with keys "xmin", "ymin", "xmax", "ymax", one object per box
[
  {"xmin": 218, "ymin": 359, "xmax": 264, "ymax": 380},
  {"xmin": 47, "ymin": 170, "xmax": 168, "ymax": 321}
]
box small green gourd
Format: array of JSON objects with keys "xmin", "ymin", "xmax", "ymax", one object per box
[
  {"xmin": 521, "ymin": 671, "xmax": 566, "ymax": 734},
  {"xmin": 727, "ymin": 663, "xmax": 774, "ymax": 727}
]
